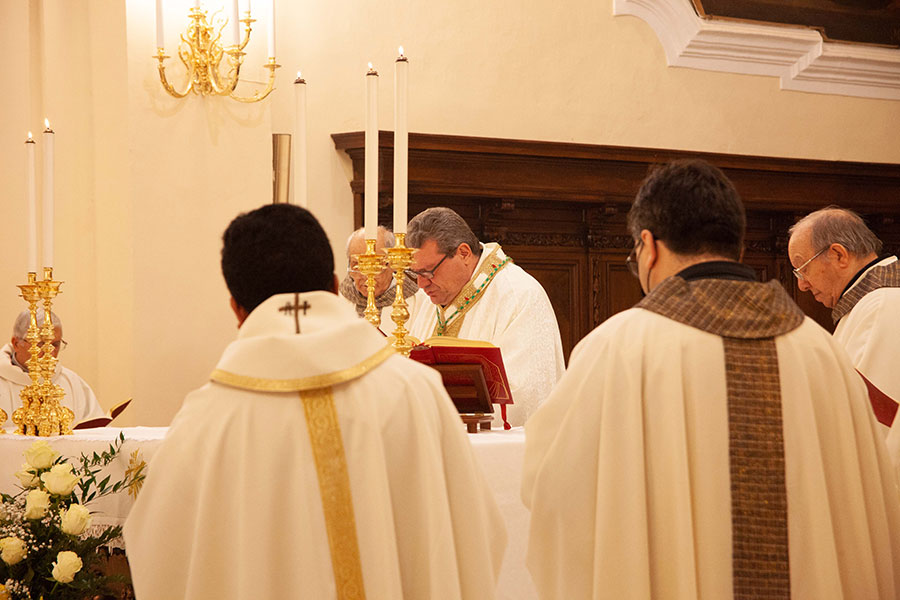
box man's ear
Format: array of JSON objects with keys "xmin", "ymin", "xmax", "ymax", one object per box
[
  {"xmin": 639, "ymin": 229, "xmax": 659, "ymax": 269},
  {"xmin": 230, "ymin": 297, "xmax": 250, "ymax": 327},
  {"xmin": 830, "ymin": 243, "xmax": 852, "ymax": 268}
]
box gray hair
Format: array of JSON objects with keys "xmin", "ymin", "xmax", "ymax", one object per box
[
  {"xmin": 345, "ymin": 226, "xmax": 396, "ymax": 257},
  {"xmin": 13, "ymin": 309, "xmax": 62, "ymax": 339},
  {"xmin": 789, "ymin": 206, "xmax": 882, "ymax": 257},
  {"xmin": 407, "ymin": 207, "xmax": 482, "ymax": 258}
]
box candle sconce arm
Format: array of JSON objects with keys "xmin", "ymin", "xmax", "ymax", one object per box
[
  {"xmin": 155, "ymin": 49, "xmax": 193, "ymax": 98},
  {"xmin": 229, "ymin": 58, "xmax": 279, "ymax": 103}
]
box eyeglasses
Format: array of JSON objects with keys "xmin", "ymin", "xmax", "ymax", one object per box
[
  {"xmin": 792, "ymin": 247, "xmax": 828, "ymax": 280},
  {"xmin": 625, "ymin": 241, "xmax": 642, "ymax": 278},
  {"xmin": 406, "ymin": 253, "xmax": 450, "ymax": 281},
  {"xmin": 17, "ymin": 338, "xmax": 67, "ymax": 351}
]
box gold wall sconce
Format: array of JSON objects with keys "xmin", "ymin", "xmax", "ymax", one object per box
[{"xmin": 154, "ymin": 5, "xmax": 279, "ymax": 102}]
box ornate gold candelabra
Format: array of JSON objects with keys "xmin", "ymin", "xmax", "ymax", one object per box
[
  {"xmin": 354, "ymin": 239, "xmax": 386, "ymax": 328},
  {"xmin": 386, "ymin": 234, "xmax": 417, "ymax": 356},
  {"xmin": 155, "ymin": 8, "xmax": 279, "ymax": 102},
  {"xmin": 11, "ymin": 268, "xmax": 73, "ymax": 436}
]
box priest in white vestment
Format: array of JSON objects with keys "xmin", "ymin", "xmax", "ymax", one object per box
[
  {"xmin": 788, "ymin": 207, "xmax": 900, "ymax": 452},
  {"xmin": 339, "ymin": 226, "xmax": 418, "ymax": 336},
  {"xmin": 405, "ymin": 207, "xmax": 565, "ymax": 427},
  {"xmin": 124, "ymin": 204, "xmax": 506, "ymax": 600},
  {"xmin": 523, "ymin": 161, "xmax": 900, "ymax": 600},
  {"xmin": 0, "ymin": 309, "xmax": 103, "ymax": 430}
]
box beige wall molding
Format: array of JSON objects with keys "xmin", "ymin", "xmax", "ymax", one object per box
[{"xmin": 613, "ymin": 0, "xmax": 900, "ymax": 101}]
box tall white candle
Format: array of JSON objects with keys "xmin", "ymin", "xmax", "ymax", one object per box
[
  {"xmin": 155, "ymin": 0, "xmax": 165, "ymax": 48},
  {"xmin": 293, "ymin": 71, "xmax": 308, "ymax": 207},
  {"xmin": 393, "ymin": 47, "xmax": 409, "ymax": 235},
  {"xmin": 26, "ymin": 133, "xmax": 37, "ymax": 274},
  {"xmin": 365, "ymin": 63, "xmax": 378, "ymax": 241},
  {"xmin": 42, "ymin": 119, "xmax": 54, "ymax": 269},
  {"xmin": 194, "ymin": 0, "xmax": 200, "ymax": 9},
  {"xmin": 230, "ymin": 0, "xmax": 240, "ymax": 46},
  {"xmin": 267, "ymin": 0, "xmax": 275, "ymax": 57}
]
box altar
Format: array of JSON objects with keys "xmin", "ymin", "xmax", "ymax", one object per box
[{"xmin": 0, "ymin": 426, "xmax": 536, "ymax": 599}]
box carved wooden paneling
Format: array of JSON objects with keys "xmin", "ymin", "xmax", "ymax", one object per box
[{"xmin": 333, "ymin": 131, "xmax": 900, "ymax": 352}]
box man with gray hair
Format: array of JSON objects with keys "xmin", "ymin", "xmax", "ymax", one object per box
[
  {"xmin": 787, "ymin": 207, "xmax": 900, "ymax": 438},
  {"xmin": 405, "ymin": 207, "xmax": 565, "ymax": 427},
  {"xmin": 0, "ymin": 310, "xmax": 104, "ymax": 430},
  {"xmin": 339, "ymin": 226, "xmax": 418, "ymax": 336}
]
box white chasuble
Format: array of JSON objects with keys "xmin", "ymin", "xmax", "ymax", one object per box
[
  {"xmin": 831, "ymin": 256, "xmax": 900, "ymax": 470},
  {"xmin": 124, "ymin": 292, "xmax": 506, "ymax": 600},
  {"xmin": 523, "ymin": 276, "xmax": 900, "ymax": 600},
  {"xmin": 407, "ymin": 243, "xmax": 565, "ymax": 427},
  {"xmin": 0, "ymin": 343, "xmax": 104, "ymax": 429}
]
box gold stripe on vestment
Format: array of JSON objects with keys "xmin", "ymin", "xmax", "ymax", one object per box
[
  {"xmin": 209, "ymin": 345, "xmax": 395, "ymax": 392},
  {"xmin": 301, "ymin": 387, "xmax": 366, "ymax": 600}
]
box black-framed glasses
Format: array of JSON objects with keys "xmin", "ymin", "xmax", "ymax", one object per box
[
  {"xmin": 625, "ymin": 241, "xmax": 642, "ymax": 278},
  {"xmin": 792, "ymin": 247, "xmax": 828, "ymax": 280},
  {"xmin": 406, "ymin": 253, "xmax": 450, "ymax": 281}
]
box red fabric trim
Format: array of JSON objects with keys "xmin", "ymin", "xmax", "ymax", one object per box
[{"xmin": 858, "ymin": 371, "xmax": 898, "ymax": 427}]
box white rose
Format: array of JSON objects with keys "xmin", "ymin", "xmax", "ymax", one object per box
[
  {"xmin": 24, "ymin": 440, "xmax": 59, "ymax": 470},
  {"xmin": 24, "ymin": 488, "xmax": 51, "ymax": 520},
  {"xmin": 14, "ymin": 463, "xmax": 39, "ymax": 489},
  {"xmin": 0, "ymin": 536, "xmax": 27, "ymax": 565},
  {"xmin": 52, "ymin": 550, "xmax": 83, "ymax": 583},
  {"xmin": 40, "ymin": 463, "xmax": 80, "ymax": 497},
  {"xmin": 60, "ymin": 504, "xmax": 92, "ymax": 536}
]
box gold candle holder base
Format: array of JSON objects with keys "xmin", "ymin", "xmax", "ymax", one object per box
[
  {"xmin": 12, "ymin": 268, "xmax": 71, "ymax": 436},
  {"xmin": 386, "ymin": 234, "xmax": 417, "ymax": 356},
  {"xmin": 354, "ymin": 239, "xmax": 387, "ymax": 329}
]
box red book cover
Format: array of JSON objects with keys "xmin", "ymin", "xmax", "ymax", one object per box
[
  {"xmin": 74, "ymin": 397, "xmax": 133, "ymax": 430},
  {"xmin": 409, "ymin": 337, "xmax": 514, "ymax": 406}
]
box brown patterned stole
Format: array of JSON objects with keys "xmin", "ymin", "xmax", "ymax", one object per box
[
  {"xmin": 832, "ymin": 258, "xmax": 900, "ymax": 325},
  {"xmin": 638, "ymin": 276, "xmax": 804, "ymax": 599}
]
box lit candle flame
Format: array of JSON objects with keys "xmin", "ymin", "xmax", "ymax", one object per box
[
  {"xmin": 297, "ymin": 70, "xmax": 302, "ymax": 79},
  {"xmin": 399, "ymin": 46, "xmax": 404, "ymax": 56},
  {"xmin": 368, "ymin": 62, "xmax": 373, "ymax": 69},
  {"xmin": 27, "ymin": 131, "xmax": 33, "ymax": 140},
  {"xmin": 44, "ymin": 118, "xmax": 50, "ymax": 129}
]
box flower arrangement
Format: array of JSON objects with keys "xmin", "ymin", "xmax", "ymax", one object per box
[{"xmin": 0, "ymin": 433, "xmax": 145, "ymax": 600}]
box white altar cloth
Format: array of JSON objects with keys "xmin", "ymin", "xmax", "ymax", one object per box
[{"xmin": 0, "ymin": 426, "xmax": 536, "ymax": 599}]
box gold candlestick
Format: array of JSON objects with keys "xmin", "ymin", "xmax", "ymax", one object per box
[
  {"xmin": 386, "ymin": 234, "xmax": 418, "ymax": 356},
  {"xmin": 354, "ymin": 239, "xmax": 387, "ymax": 328},
  {"xmin": 13, "ymin": 272, "xmax": 41, "ymax": 435},
  {"xmin": 12, "ymin": 268, "xmax": 72, "ymax": 436}
]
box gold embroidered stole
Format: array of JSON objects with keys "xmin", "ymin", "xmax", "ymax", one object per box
[
  {"xmin": 211, "ymin": 348, "xmax": 397, "ymax": 600},
  {"xmin": 638, "ymin": 276, "xmax": 804, "ymax": 599},
  {"xmin": 832, "ymin": 259, "xmax": 900, "ymax": 324},
  {"xmin": 301, "ymin": 387, "xmax": 366, "ymax": 600},
  {"xmin": 432, "ymin": 245, "xmax": 512, "ymax": 338}
]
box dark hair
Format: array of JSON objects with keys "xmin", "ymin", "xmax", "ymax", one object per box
[
  {"xmin": 407, "ymin": 207, "xmax": 482, "ymax": 258},
  {"xmin": 221, "ymin": 204, "xmax": 334, "ymax": 313},
  {"xmin": 627, "ymin": 159, "xmax": 745, "ymax": 260}
]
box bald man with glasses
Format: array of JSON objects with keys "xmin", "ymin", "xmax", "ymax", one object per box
[
  {"xmin": 0, "ymin": 309, "xmax": 103, "ymax": 431},
  {"xmin": 405, "ymin": 207, "xmax": 565, "ymax": 428},
  {"xmin": 788, "ymin": 207, "xmax": 900, "ymax": 450}
]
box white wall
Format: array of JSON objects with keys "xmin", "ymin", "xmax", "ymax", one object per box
[{"xmin": 1, "ymin": 0, "xmax": 898, "ymax": 426}]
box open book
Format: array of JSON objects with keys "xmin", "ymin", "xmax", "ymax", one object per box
[
  {"xmin": 409, "ymin": 337, "xmax": 513, "ymax": 429},
  {"xmin": 74, "ymin": 398, "xmax": 133, "ymax": 430}
]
